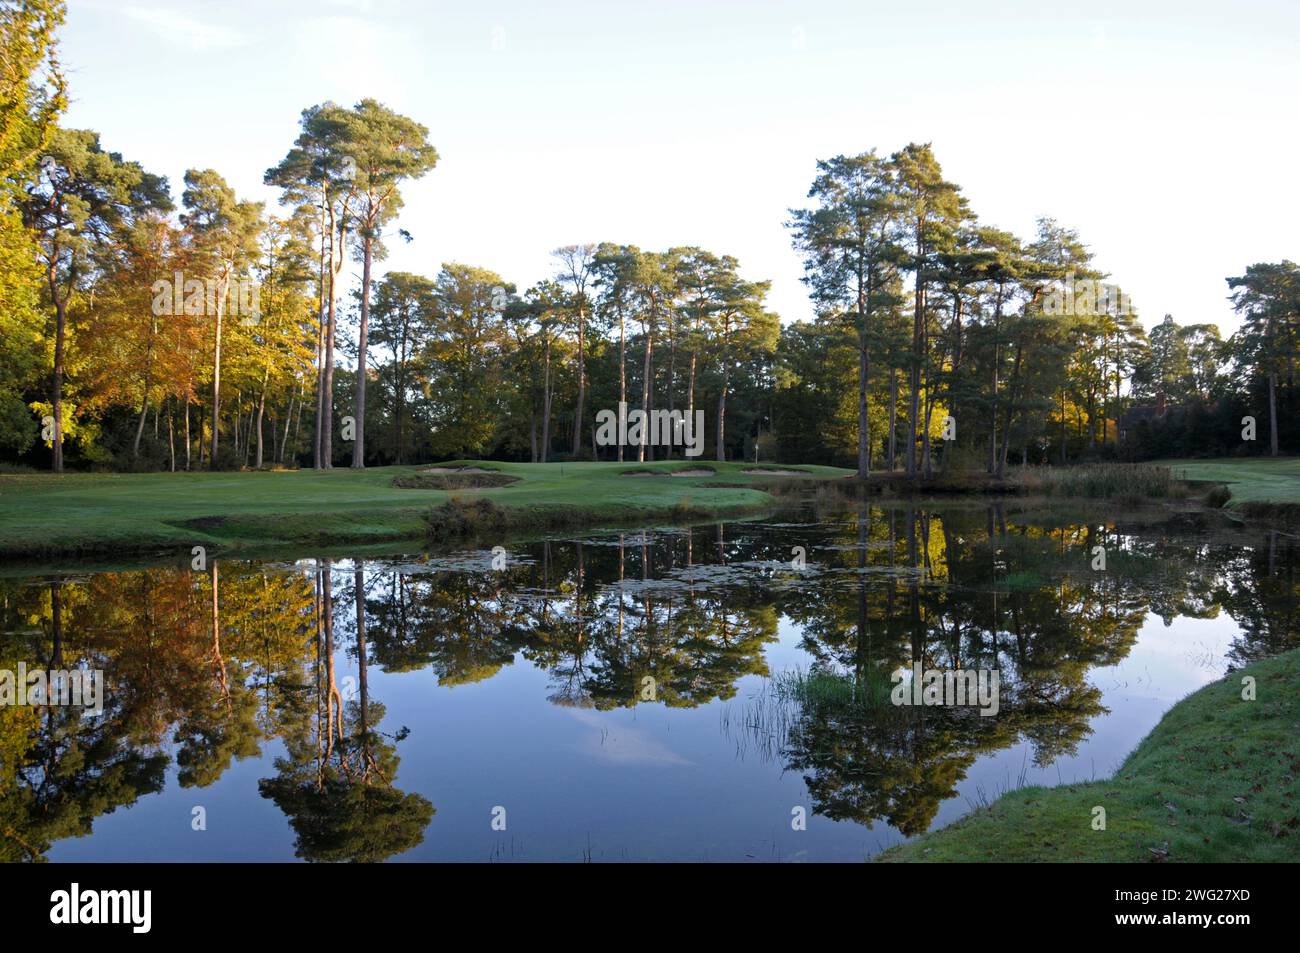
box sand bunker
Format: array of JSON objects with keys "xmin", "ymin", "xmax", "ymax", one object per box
[
  {"xmin": 422, "ymin": 466, "xmax": 497, "ymax": 474},
  {"xmin": 744, "ymin": 467, "xmax": 808, "ymax": 476}
]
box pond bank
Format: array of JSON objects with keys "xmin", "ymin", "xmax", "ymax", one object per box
[{"xmin": 878, "ymin": 646, "xmax": 1300, "ymax": 862}]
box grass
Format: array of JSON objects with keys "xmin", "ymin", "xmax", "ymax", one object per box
[
  {"xmin": 2, "ymin": 455, "xmax": 1293, "ymax": 561},
  {"xmin": 1159, "ymin": 456, "xmax": 1300, "ymax": 514},
  {"xmin": 0, "ymin": 459, "xmax": 849, "ymax": 560},
  {"xmin": 772, "ymin": 666, "xmax": 898, "ymax": 710},
  {"xmin": 877, "ymin": 647, "xmax": 1300, "ymax": 862},
  {"xmin": 1012, "ymin": 463, "xmax": 1180, "ymax": 502}
]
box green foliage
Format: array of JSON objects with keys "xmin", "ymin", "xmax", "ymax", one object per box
[
  {"xmin": 0, "ymin": 202, "xmax": 44, "ymax": 453},
  {"xmin": 422, "ymin": 496, "xmax": 509, "ymax": 542},
  {"xmin": 259, "ymin": 774, "xmax": 434, "ymax": 863},
  {"xmin": 424, "ymin": 263, "xmax": 512, "ymax": 457},
  {"xmin": 0, "ymin": 0, "xmax": 66, "ymax": 180}
]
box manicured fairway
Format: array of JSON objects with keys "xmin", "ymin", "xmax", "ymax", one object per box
[
  {"xmin": 0, "ymin": 460, "xmax": 849, "ymax": 559},
  {"xmin": 3, "ymin": 457, "xmax": 1294, "ymax": 560},
  {"xmin": 1161, "ymin": 456, "xmax": 1300, "ymax": 507}
]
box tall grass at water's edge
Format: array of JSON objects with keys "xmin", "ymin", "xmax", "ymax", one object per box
[
  {"xmin": 771, "ymin": 666, "xmax": 898, "ymax": 710},
  {"xmin": 1011, "ymin": 463, "xmax": 1183, "ymax": 502},
  {"xmin": 722, "ymin": 666, "xmax": 899, "ymax": 764},
  {"xmin": 760, "ymin": 462, "xmax": 1192, "ymax": 505}
]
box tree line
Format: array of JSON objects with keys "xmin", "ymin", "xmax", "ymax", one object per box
[
  {"xmin": 785, "ymin": 146, "xmax": 1298, "ymax": 475},
  {"xmin": 0, "ymin": 1, "xmax": 1295, "ymax": 475}
]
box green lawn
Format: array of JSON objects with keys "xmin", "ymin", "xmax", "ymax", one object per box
[
  {"xmin": 0, "ymin": 460, "xmax": 850, "ymax": 559},
  {"xmin": 1160, "ymin": 456, "xmax": 1300, "ymax": 507},
  {"xmin": 878, "ymin": 647, "xmax": 1300, "ymax": 862},
  {"xmin": 3, "ymin": 456, "xmax": 1293, "ymax": 561}
]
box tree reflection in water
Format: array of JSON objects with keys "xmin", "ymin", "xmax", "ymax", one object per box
[{"xmin": 0, "ymin": 504, "xmax": 1294, "ymax": 859}]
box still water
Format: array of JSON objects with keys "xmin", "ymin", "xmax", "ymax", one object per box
[{"xmin": 2, "ymin": 503, "xmax": 1295, "ymax": 862}]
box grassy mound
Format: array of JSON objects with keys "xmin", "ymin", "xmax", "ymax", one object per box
[
  {"xmin": 392, "ymin": 471, "xmax": 519, "ymax": 490},
  {"xmin": 878, "ymin": 647, "xmax": 1300, "ymax": 862}
]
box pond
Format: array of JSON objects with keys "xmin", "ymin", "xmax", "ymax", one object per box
[{"xmin": 1, "ymin": 503, "xmax": 1295, "ymax": 862}]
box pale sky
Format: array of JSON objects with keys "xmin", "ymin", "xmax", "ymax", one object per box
[{"xmin": 61, "ymin": 0, "xmax": 1300, "ymax": 336}]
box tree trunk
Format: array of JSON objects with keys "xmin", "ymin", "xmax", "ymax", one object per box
[
  {"xmin": 210, "ymin": 271, "xmax": 229, "ymax": 465},
  {"xmin": 989, "ymin": 340, "xmax": 999, "ymax": 473},
  {"xmin": 279, "ymin": 395, "xmax": 290, "ymax": 464},
  {"xmin": 1114, "ymin": 358, "xmax": 1122, "ymax": 449},
  {"xmin": 313, "ymin": 321, "xmax": 325, "ymax": 469},
  {"xmin": 210, "ymin": 561, "xmax": 230, "ymax": 708},
  {"xmin": 51, "ymin": 298, "xmax": 66, "ymax": 473},
  {"xmin": 638, "ymin": 317, "xmax": 653, "ymax": 463},
  {"xmin": 1060, "ymin": 390, "xmax": 1068, "ymax": 465},
  {"xmin": 541, "ymin": 333, "xmax": 552, "ymax": 463},
  {"xmin": 355, "ymin": 563, "xmax": 372, "ymax": 775},
  {"xmin": 686, "ymin": 350, "xmax": 697, "ymax": 435},
  {"xmin": 888, "ymin": 368, "xmax": 898, "ymax": 471},
  {"xmin": 351, "ymin": 235, "xmax": 373, "ymax": 468},
  {"xmin": 313, "ymin": 197, "xmax": 328, "ymax": 470},
  {"xmin": 395, "ymin": 322, "xmax": 408, "ymax": 465},
  {"xmin": 665, "ymin": 313, "xmax": 676, "ymax": 459},
  {"xmin": 322, "ymin": 205, "xmax": 343, "ymax": 470},
  {"xmin": 322, "ymin": 270, "xmax": 336, "ymax": 468},
  {"xmin": 1086, "ymin": 387, "xmax": 1096, "ymax": 448},
  {"xmin": 857, "ymin": 323, "xmax": 870, "ymax": 479},
  {"xmin": 906, "ymin": 240, "xmax": 925, "ymax": 478},
  {"xmin": 133, "ymin": 395, "xmax": 149, "ymax": 460},
  {"xmin": 716, "ymin": 367, "xmax": 728, "ymax": 463},
  {"xmin": 291, "ymin": 392, "xmax": 303, "ymax": 464},
  {"xmin": 322, "ymin": 559, "xmax": 340, "ymax": 755},
  {"xmin": 573, "ymin": 300, "xmax": 586, "ymax": 458},
  {"xmin": 922, "ymin": 392, "xmax": 935, "ymax": 478},
  {"xmin": 255, "ymin": 366, "xmax": 269, "ymax": 469},
  {"xmin": 618, "ymin": 310, "xmax": 626, "ymax": 462},
  {"xmin": 995, "ymin": 344, "xmax": 1023, "ymax": 479},
  {"xmin": 1269, "ymin": 370, "xmax": 1279, "ymax": 456}
]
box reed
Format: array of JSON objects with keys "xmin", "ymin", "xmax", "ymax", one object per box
[{"xmin": 1012, "ymin": 463, "xmax": 1180, "ymax": 501}]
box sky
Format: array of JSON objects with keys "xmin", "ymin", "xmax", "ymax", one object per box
[{"xmin": 58, "ymin": 0, "xmax": 1300, "ymax": 335}]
